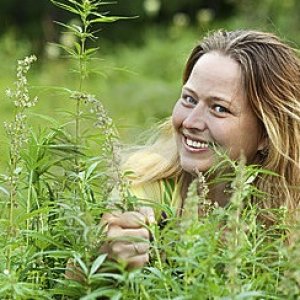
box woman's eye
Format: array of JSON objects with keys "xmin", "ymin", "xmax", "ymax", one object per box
[
  {"xmin": 212, "ymin": 105, "xmax": 229, "ymax": 114},
  {"xmin": 183, "ymin": 95, "xmax": 197, "ymax": 105}
]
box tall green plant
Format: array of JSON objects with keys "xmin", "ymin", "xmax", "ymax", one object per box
[
  {"xmin": 4, "ymin": 55, "xmax": 38, "ymax": 272},
  {"xmin": 0, "ymin": 0, "xmax": 132, "ymax": 298},
  {"xmin": 50, "ymin": 0, "xmax": 132, "ymax": 211}
]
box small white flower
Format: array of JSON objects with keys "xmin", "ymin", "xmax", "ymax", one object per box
[
  {"xmin": 5, "ymin": 88, "xmax": 13, "ymax": 98},
  {"xmin": 3, "ymin": 269, "xmax": 9, "ymax": 275}
]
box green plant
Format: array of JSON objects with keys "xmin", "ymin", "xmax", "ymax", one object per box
[
  {"xmin": 0, "ymin": 0, "xmax": 299, "ymax": 299},
  {"xmin": 0, "ymin": 0, "xmax": 132, "ymax": 298}
]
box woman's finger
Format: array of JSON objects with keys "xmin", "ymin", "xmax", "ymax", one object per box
[
  {"xmin": 104, "ymin": 211, "xmax": 147, "ymax": 228},
  {"xmin": 110, "ymin": 241, "xmax": 150, "ymax": 257},
  {"xmin": 138, "ymin": 206, "xmax": 156, "ymax": 225},
  {"xmin": 126, "ymin": 253, "xmax": 150, "ymax": 269},
  {"xmin": 132, "ymin": 242, "xmax": 150, "ymax": 255},
  {"xmin": 107, "ymin": 225, "xmax": 150, "ymax": 240},
  {"xmin": 100, "ymin": 211, "xmax": 121, "ymax": 227}
]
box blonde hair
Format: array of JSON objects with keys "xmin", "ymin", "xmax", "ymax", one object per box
[
  {"xmin": 124, "ymin": 30, "xmax": 300, "ymax": 222},
  {"xmin": 122, "ymin": 118, "xmax": 181, "ymax": 185}
]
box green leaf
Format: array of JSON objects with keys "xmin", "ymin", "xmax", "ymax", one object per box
[
  {"xmin": 72, "ymin": 24, "xmax": 83, "ymax": 33},
  {"xmin": 91, "ymin": 272, "xmax": 124, "ymax": 282},
  {"xmin": 0, "ymin": 186, "xmax": 9, "ymax": 196},
  {"xmin": 51, "ymin": 42, "xmax": 77, "ymax": 56},
  {"xmin": 53, "ymin": 21, "xmax": 80, "ymax": 34},
  {"xmin": 50, "ymin": 0, "xmax": 81, "ymax": 16},
  {"xmin": 90, "ymin": 16, "xmax": 135, "ymax": 23},
  {"xmin": 73, "ymin": 254, "xmax": 89, "ymax": 276},
  {"xmin": 86, "ymin": 161, "xmax": 100, "ymax": 179},
  {"xmin": 38, "ymin": 250, "xmax": 73, "ymax": 259},
  {"xmin": 89, "ymin": 254, "xmax": 107, "ymax": 275},
  {"xmin": 66, "ymin": 0, "xmax": 84, "ymax": 9},
  {"xmin": 80, "ymin": 288, "xmax": 121, "ymax": 300},
  {"xmin": 27, "ymin": 112, "xmax": 60, "ymax": 126},
  {"xmin": 93, "ymin": 1, "xmax": 116, "ymax": 6},
  {"xmin": 17, "ymin": 207, "xmax": 50, "ymax": 223},
  {"xmin": 84, "ymin": 47, "xmax": 100, "ymax": 56}
]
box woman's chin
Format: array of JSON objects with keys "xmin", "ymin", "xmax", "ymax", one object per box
[{"xmin": 180, "ymin": 157, "xmax": 212, "ymax": 175}]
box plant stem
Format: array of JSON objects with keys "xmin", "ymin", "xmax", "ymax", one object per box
[
  {"xmin": 6, "ymin": 149, "xmax": 18, "ymax": 271},
  {"xmin": 26, "ymin": 170, "xmax": 34, "ymax": 246},
  {"xmin": 150, "ymin": 225, "xmax": 171, "ymax": 299}
]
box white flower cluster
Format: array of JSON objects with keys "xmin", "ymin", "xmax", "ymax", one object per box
[
  {"xmin": 6, "ymin": 55, "xmax": 38, "ymax": 108},
  {"xmin": 88, "ymin": 96, "xmax": 113, "ymax": 132},
  {"xmin": 70, "ymin": 91, "xmax": 114, "ymax": 133},
  {"xmin": 4, "ymin": 113, "xmax": 28, "ymax": 158},
  {"xmin": 4, "ymin": 55, "xmax": 38, "ymax": 168}
]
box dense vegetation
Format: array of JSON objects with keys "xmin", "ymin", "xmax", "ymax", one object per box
[{"xmin": 0, "ymin": 0, "xmax": 300, "ymax": 299}]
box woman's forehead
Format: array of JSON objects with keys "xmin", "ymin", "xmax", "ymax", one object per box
[{"xmin": 186, "ymin": 53, "xmax": 248, "ymax": 107}]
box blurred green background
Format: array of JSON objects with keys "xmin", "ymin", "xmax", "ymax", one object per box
[{"xmin": 0, "ymin": 0, "xmax": 299, "ymax": 167}]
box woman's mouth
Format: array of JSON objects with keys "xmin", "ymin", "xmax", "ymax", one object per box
[{"xmin": 182, "ymin": 136, "xmax": 210, "ymax": 153}]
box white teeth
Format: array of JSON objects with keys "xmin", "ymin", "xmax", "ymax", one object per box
[{"xmin": 186, "ymin": 138, "xmax": 208, "ymax": 149}]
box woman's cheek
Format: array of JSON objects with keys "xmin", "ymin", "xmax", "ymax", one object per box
[{"xmin": 172, "ymin": 102, "xmax": 183, "ymax": 130}]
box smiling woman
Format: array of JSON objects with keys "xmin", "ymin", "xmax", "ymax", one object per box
[
  {"xmin": 99, "ymin": 29, "xmax": 300, "ymax": 269},
  {"xmin": 172, "ymin": 52, "xmax": 266, "ymax": 174}
]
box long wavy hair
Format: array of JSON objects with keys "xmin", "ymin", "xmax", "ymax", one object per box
[{"xmin": 123, "ymin": 30, "xmax": 300, "ymax": 222}]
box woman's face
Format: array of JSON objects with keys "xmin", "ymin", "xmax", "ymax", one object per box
[{"xmin": 172, "ymin": 52, "xmax": 266, "ymax": 174}]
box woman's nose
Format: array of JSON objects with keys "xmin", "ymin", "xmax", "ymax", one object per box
[{"xmin": 182, "ymin": 105, "xmax": 207, "ymax": 131}]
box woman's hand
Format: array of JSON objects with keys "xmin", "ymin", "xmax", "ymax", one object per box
[{"xmin": 100, "ymin": 207, "xmax": 155, "ymax": 269}]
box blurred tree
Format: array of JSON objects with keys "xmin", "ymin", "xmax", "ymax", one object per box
[
  {"xmin": 0, "ymin": 0, "xmax": 55, "ymax": 52},
  {"xmin": 0, "ymin": 0, "xmax": 236, "ymax": 51},
  {"xmin": 158, "ymin": 0, "xmax": 234, "ymax": 22},
  {"xmin": 0, "ymin": 0, "xmax": 299, "ymax": 53},
  {"xmin": 230, "ymin": 0, "xmax": 300, "ymax": 43}
]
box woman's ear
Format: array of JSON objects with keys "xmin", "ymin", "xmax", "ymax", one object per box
[
  {"xmin": 257, "ymin": 130, "xmax": 268, "ymax": 152},
  {"xmin": 258, "ymin": 139, "xmax": 268, "ymax": 151},
  {"xmin": 254, "ymin": 134, "xmax": 269, "ymax": 164}
]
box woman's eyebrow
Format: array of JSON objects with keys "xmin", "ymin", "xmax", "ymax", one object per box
[
  {"xmin": 183, "ymin": 86, "xmax": 232, "ymax": 104},
  {"xmin": 209, "ymin": 96, "xmax": 232, "ymax": 104},
  {"xmin": 181, "ymin": 86, "xmax": 198, "ymax": 97}
]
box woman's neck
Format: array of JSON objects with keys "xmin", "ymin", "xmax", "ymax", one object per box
[{"xmin": 208, "ymin": 182, "xmax": 230, "ymax": 207}]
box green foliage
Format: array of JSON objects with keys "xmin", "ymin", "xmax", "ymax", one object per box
[{"xmin": 0, "ymin": 0, "xmax": 299, "ymax": 299}]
